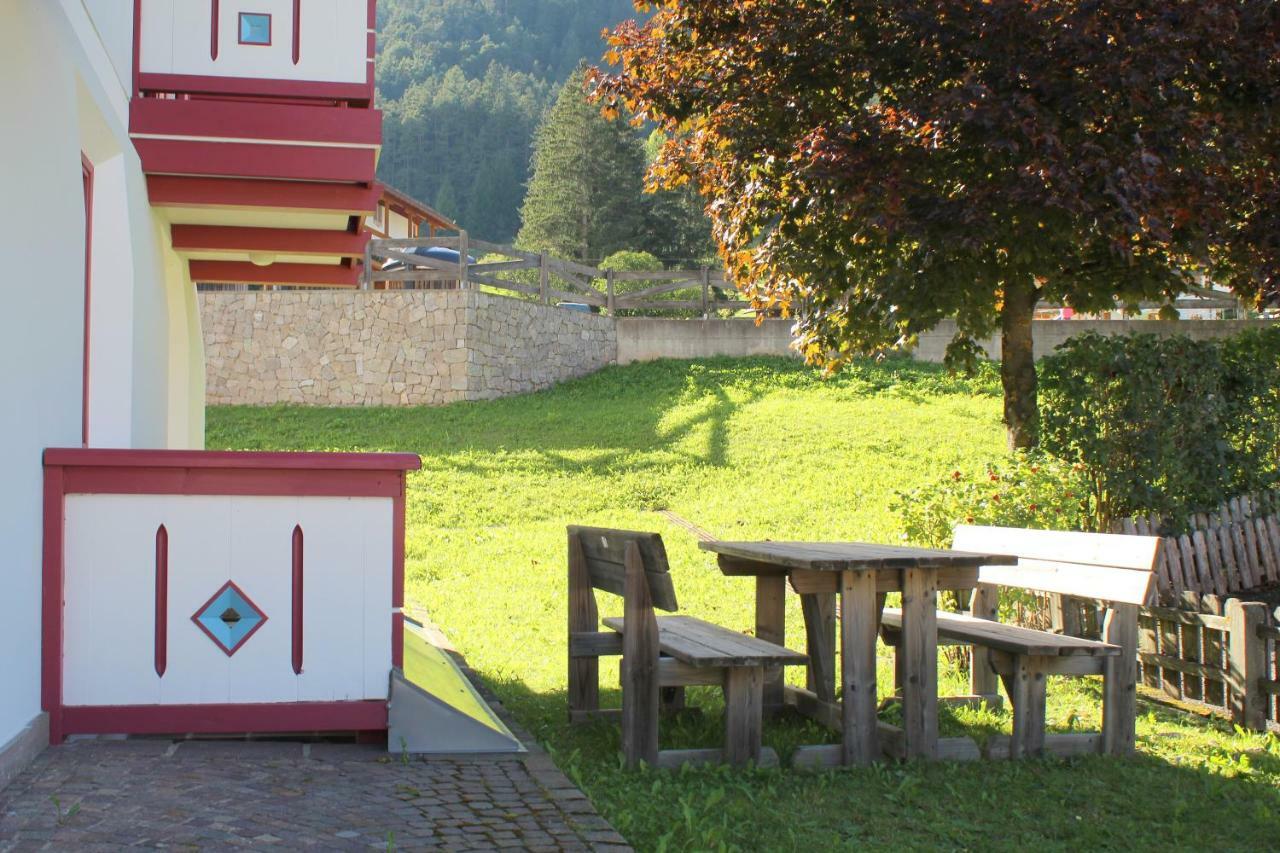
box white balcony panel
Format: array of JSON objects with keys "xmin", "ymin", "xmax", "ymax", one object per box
[
  {"xmin": 140, "ymin": 0, "xmax": 368, "ymax": 86},
  {"xmin": 62, "ymin": 493, "xmax": 393, "ymax": 708}
]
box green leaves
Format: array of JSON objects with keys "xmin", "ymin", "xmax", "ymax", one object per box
[{"xmin": 1039, "ymin": 327, "xmax": 1280, "ymax": 529}]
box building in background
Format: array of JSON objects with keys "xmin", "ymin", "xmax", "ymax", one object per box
[
  {"xmin": 0, "ymin": 0, "xmax": 394, "ymax": 789},
  {"xmin": 367, "ymin": 181, "xmax": 458, "ymax": 241}
]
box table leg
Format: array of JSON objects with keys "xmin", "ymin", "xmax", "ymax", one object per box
[
  {"xmin": 899, "ymin": 567, "xmax": 939, "ymax": 759},
  {"xmin": 755, "ymin": 574, "xmax": 786, "ymax": 712},
  {"xmin": 840, "ymin": 570, "xmax": 879, "ymax": 765},
  {"xmin": 800, "ymin": 592, "xmax": 837, "ymax": 703}
]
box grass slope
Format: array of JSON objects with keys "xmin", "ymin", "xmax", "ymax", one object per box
[{"xmin": 209, "ymin": 357, "xmax": 1280, "ymax": 851}]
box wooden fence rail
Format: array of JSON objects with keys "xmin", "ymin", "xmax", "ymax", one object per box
[
  {"xmin": 1132, "ymin": 593, "xmax": 1274, "ymax": 731},
  {"xmin": 363, "ymin": 232, "xmax": 753, "ymax": 315}
]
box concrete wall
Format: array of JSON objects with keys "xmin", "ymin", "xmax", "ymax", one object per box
[
  {"xmin": 202, "ymin": 290, "xmax": 617, "ymax": 406},
  {"xmin": 616, "ymin": 318, "xmax": 799, "ymax": 364},
  {"xmin": 617, "ymin": 316, "xmax": 1279, "ymax": 365}
]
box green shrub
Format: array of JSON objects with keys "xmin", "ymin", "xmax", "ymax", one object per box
[
  {"xmin": 892, "ymin": 452, "xmax": 1095, "ymax": 549},
  {"xmin": 1039, "ymin": 328, "xmax": 1280, "ymax": 530}
]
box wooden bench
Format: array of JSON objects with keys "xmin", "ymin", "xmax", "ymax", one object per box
[
  {"xmin": 567, "ymin": 526, "xmax": 807, "ymax": 768},
  {"xmin": 881, "ymin": 525, "xmax": 1161, "ymax": 759}
]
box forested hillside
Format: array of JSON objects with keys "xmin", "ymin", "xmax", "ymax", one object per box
[{"xmin": 375, "ymin": 0, "xmax": 637, "ymax": 242}]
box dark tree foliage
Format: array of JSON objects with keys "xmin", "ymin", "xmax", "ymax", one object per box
[
  {"xmin": 374, "ymin": 0, "xmax": 637, "ymax": 242},
  {"xmin": 591, "ymin": 1, "xmax": 1280, "ymax": 448},
  {"xmin": 516, "ymin": 69, "xmax": 647, "ymax": 261}
]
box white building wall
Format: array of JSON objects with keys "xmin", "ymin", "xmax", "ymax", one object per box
[
  {"xmin": 0, "ymin": 0, "xmax": 206, "ymax": 754},
  {"xmin": 139, "ymin": 0, "xmax": 368, "ymax": 85}
]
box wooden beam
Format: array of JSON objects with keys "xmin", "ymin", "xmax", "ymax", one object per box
[
  {"xmin": 171, "ymin": 225, "xmax": 370, "ymax": 258},
  {"xmin": 188, "ymin": 260, "xmax": 359, "ymax": 288}
]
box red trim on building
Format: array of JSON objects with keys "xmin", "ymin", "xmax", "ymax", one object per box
[
  {"xmin": 292, "ymin": 0, "xmax": 302, "ymax": 65},
  {"xmin": 80, "ymin": 153, "xmax": 93, "ymax": 447},
  {"xmin": 134, "ymin": 138, "xmax": 375, "ymax": 184},
  {"xmin": 131, "ymin": 0, "xmax": 142, "ymax": 97},
  {"xmin": 189, "ymin": 259, "xmax": 362, "ymax": 288},
  {"xmin": 130, "ymin": 98, "xmax": 381, "ymax": 146},
  {"xmin": 60, "ymin": 702, "xmax": 388, "ymax": 738},
  {"xmin": 171, "ymin": 225, "xmax": 371, "ymax": 258},
  {"xmin": 137, "ymin": 72, "xmax": 373, "ymax": 106},
  {"xmin": 368, "ymin": 0, "xmax": 377, "ymax": 29},
  {"xmin": 211, "ymin": 0, "xmax": 221, "ymax": 59},
  {"xmin": 146, "ymin": 175, "xmax": 379, "ymax": 215},
  {"xmin": 292, "ymin": 525, "xmax": 304, "ymax": 675},
  {"xmin": 41, "ymin": 466, "xmax": 64, "ymax": 743},
  {"xmin": 237, "ymin": 11, "xmax": 272, "ymax": 46},
  {"xmin": 42, "ymin": 448, "xmax": 418, "ymax": 744},
  {"xmin": 155, "ymin": 525, "xmax": 168, "ymax": 677},
  {"xmin": 191, "ymin": 579, "xmax": 269, "ymax": 656}
]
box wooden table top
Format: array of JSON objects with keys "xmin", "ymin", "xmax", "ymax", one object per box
[{"xmin": 699, "ymin": 540, "xmax": 1019, "ymax": 572}]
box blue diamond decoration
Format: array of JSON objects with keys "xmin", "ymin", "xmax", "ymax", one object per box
[{"xmin": 192, "ymin": 581, "xmax": 268, "ymax": 656}]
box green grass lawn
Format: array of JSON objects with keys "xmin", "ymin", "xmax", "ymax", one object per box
[{"xmin": 208, "ymin": 356, "xmax": 1280, "ymax": 851}]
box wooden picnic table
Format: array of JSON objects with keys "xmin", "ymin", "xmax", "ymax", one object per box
[{"xmin": 698, "ymin": 540, "xmax": 1018, "ymax": 764}]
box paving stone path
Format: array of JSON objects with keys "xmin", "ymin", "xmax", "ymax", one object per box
[{"xmin": 0, "ymin": 739, "xmax": 629, "ymax": 851}]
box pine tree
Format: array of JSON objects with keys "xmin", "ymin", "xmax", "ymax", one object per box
[{"xmin": 515, "ymin": 68, "xmax": 646, "ymax": 261}]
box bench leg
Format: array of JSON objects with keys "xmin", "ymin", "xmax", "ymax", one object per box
[
  {"xmin": 1000, "ymin": 655, "xmax": 1047, "ymax": 758},
  {"xmin": 756, "ymin": 574, "xmax": 787, "ymax": 713},
  {"xmin": 801, "ymin": 592, "xmax": 837, "ymax": 703},
  {"xmin": 968, "ymin": 584, "xmax": 1000, "ymax": 701},
  {"xmin": 723, "ymin": 667, "xmax": 764, "ymax": 766},
  {"xmin": 661, "ymin": 686, "xmax": 686, "ymax": 712},
  {"xmin": 1102, "ymin": 604, "xmax": 1138, "ymax": 755}
]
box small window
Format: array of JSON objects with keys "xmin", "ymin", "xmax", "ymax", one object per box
[{"xmin": 238, "ymin": 13, "xmax": 272, "ymax": 46}]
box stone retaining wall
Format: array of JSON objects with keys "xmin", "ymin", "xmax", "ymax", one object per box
[
  {"xmin": 201, "ymin": 290, "xmax": 616, "ymax": 406},
  {"xmin": 201, "ymin": 291, "xmax": 1275, "ymax": 407}
]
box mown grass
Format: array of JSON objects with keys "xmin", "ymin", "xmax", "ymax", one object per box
[{"xmin": 208, "ymin": 356, "xmax": 1280, "ymax": 851}]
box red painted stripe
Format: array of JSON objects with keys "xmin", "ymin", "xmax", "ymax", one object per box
[
  {"xmin": 59, "ymin": 701, "xmax": 388, "ymax": 738},
  {"xmin": 292, "ymin": 525, "xmax": 304, "ymax": 674},
  {"xmin": 41, "ymin": 467, "xmax": 64, "ymax": 722},
  {"xmin": 62, "ymin": 468, "xmax": 408, "ymax": 499},
  {"xmin": 368, "ymin": 0, "xmax": 376, "ymax": 30},
  {"xmin": 80, "ymin": 154, "xmax": 93, "ymax": 447},
  {"xmin": 129, "ymin": 98, "xmax": 381, "ymax": 146},
  {"xmin": 45, "ymin": 447, "xmax": 421, "ymax": 472},
  {"xmin": 138, "ymin": 72, "xmax": 373, "ymax": 105},
  {"xmin": 170, "ymin": 225, "xmax": 371, "ymax": 257},
  {"xmin": 210, "ymin": 0, "xmax": 220, "ymax": 60},
  {"xmin": 155, "ymin": 525, "xmax": 168, "ymax": 677},
  {"xmin": 134, "ymin": 139, "xmax": 375, "ymax": 184},
  {"xmin": 188, "ymin": 259, "xmax": 362, "ymax": 287},
  {"xmin": 146, "ymin": 175, "xmax": 379, "ymax": 214},
  {"xmin": 391, "ymin": 612, "xmax": 404, "ymax": 669},
  {"xmin": 292, "ymin": 0, "xmax": 302, "ymax": 65},
  {"xmin": 131, "ymin": 0, "xmax": 141, "ymax": 97},
  {"xmin": 392, "ymin": 494, "xmax": 405, "ymax": 609}
]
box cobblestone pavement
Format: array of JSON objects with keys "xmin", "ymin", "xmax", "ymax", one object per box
[{"xmin": 0, "ymin": 739, "xmax": 630, "ymax": 851}]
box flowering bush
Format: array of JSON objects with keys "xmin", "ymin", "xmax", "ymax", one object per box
[{"xmin": 892, "ymin": 452, "xmax": 1096, "ymax": 551}]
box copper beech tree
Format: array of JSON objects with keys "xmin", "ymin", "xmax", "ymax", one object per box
[{"xmin": 590, "ymin": 1, "xmax": 1279, "ymax": 448}]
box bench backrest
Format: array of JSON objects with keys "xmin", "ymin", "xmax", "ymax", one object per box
[
  {"xmin": 953, "ymin": 525, "xmax": 1162, "ymax": 606},
  {"xmin": 567, "ymin": 526, "xmax": 678, "ymax": 612}
]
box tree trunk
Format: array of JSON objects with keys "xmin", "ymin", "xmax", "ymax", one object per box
[{"xmin": 1001, "ymin": 278, "xmax": 1039, "ymax": 450}]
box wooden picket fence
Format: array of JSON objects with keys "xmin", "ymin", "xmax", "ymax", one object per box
[
  {"xmin": 1111, "ymin": 490, "xmax": 1280, "ymax": 605},
  {"xmin": 364, "ymin": 233, "xmax": 751, "ymax": 315}
]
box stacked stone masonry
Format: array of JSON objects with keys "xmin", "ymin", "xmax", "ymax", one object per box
[{"xmin": 201, "ymin": 290, "xmax": 617, "ymax": 406}]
